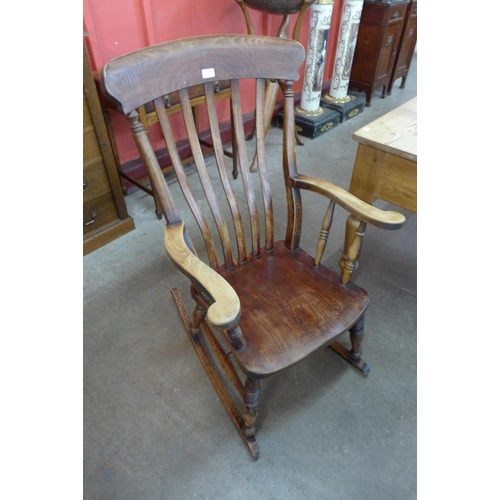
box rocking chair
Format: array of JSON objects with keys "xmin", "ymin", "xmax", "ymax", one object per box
[{"xmin": 100, "ymin": 34, "xmax": 405, "ymax": 458}]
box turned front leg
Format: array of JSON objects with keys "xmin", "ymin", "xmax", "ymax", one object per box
[
  {"xmin": 191, "ymin": 305, "xmax": 206, "ymax": 335},
  {"xmin": 243, "ymin": 377, "xmax": 260, "ymax": 437}
]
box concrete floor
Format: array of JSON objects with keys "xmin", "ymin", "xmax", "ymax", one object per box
[{"xmin": 84, "ymin": 56, "xmax": 417, "ymax": 499}]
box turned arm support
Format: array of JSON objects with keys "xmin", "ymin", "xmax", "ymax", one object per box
[
  {"xmin": 165, "ymin": 222, "xmax": 243, "ymax": 342},
  {"xmin": 291, "ymin": 174, "xmax": 405, "ymax": 284},
  {"xmin": 291, "ymin": 174, "xmax": 405, "ymax": 229}
]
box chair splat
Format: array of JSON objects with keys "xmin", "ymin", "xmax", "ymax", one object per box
[
  {"xmin": 153, "ymin": 77, "xmax": 278, "ymax": 269},
  {"xmin": 204, "ymin": 82, "xmax": 247, "ymax": 266},
  {"xmin": 153, "ymin": 96, "xmax": 220, "ymax": 269},
  {"xmin": 230, "ymin": 80, "xmax": 261, "ymax": 259},
  {"xmin": 178, "ymin": 87, "xmax": 234, "ymax": 270},
  {"xmin": 254, "ymin": 78, "xmax": 274, "ymax": 252}
]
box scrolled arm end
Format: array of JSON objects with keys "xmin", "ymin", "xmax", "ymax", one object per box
[{"xmin": 164, "ymin": 222, "xmax": 242, "ymax": 336}]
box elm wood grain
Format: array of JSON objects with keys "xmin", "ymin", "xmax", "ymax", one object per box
[
  {"xmin": 219, "ymin": 241, "xmax": 369, "ymax": 378},
  {"xmin": 101, "ymin": 34, "xmax": 405, "ymax": 457},
  {"xmin": 101, "ymin": 36, "xmax": 303, "ymax": 115}
]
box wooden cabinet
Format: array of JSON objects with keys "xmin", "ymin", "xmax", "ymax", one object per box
[
  {"xmin": 348, "ymin": 0, "xmax": 409, "ymax": 106},
  {"xmin": 83, "ymin": 39, "xmax": 134, "ymax": 255},
  {"xmin": 388, "ymin": 0, "xmax": 417, "ymax": 95}
]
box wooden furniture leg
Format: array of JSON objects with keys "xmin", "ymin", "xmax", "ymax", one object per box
[
  {"xmin": 171, "ymin": 288, "xmax": 261, "ymax": 458},
  {"xmin": 330, "ymin": 315, "xmax": 370, "ymax": 375},
  {"xmin": 243, "ymin": 377, "xmax": 260, "ymax": 438}
]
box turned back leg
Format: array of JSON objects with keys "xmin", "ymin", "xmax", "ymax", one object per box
[
  {"xmin": 349, "ymin": 315, "xmax": 365, "ymax": 363},
  {"xmin": 242, "ymin": 377, "xmax": 260, "ymax": 438},
  {"xmin": 329, "ymin": 314, "xmax": 370, "ymax": 375}
]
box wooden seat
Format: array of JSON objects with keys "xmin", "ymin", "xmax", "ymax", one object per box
[
  {"xmin": 100, "ymin": 34, "xmax": 405, "ymax": 458},
  {"xmin": 220, "ymin": 241, "xmax": 369, "ymax": 378}
]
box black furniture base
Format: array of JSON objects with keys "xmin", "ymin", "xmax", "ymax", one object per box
[
  {"xmin": 275, "ymin": 107, "xmax": 341, "ymax": 139},
  {"xmin": 320, "ymin": 95, "xmax": 366, "ymax": 123}
]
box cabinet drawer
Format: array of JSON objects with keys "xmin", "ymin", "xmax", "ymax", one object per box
[
  {"xmin": 83, "ymin": 191, "xmax": 119, "ymax": 235},
  {"xmin": 388, "ymin": 3, "xmax": 408, "ymax": 24},
  {"xmin": 83, "ymin": 160, "xmax": 111, "ymax": 202},
  {"xmin": 83, "ymin": 126, "xmax": 103, "ymax": 167}
]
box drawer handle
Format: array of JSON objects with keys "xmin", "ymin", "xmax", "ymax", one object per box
[
  {"xmin": 83, "ymin": 180, "xmax": 88, "ymax": 192},
  {"xmin": 393, "ymin": 12, "xmax": 400, "ymax": 19},
  {"xmin": 84, "ymin": 212, "xmax": 98, "ymax": 226}
]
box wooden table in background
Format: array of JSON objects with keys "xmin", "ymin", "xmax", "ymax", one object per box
[
  {"xmin": 339, "ymin": 97, "xmax": 416, "ymax": 283},
  {"xmin": 349, "ymin": 96, "xmax": 417, "ymax": 212}
]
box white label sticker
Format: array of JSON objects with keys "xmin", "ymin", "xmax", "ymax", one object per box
[{"xmin": 201, "ymin": 67, "xmax": 215, "ymax": 79}]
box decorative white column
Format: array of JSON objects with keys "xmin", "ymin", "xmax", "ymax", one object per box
[
  {"xmin": 322, "ymin": 0, "xmax": 365, "ymax": 121},
  {"xmin": 296, "ymin": 0, "xmax": 335, "ymax": 117},
  {"xmin": 288, "ymin": 0, "xmax": 342, "ymax": 138}
]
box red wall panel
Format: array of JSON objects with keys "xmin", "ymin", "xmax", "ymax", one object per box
[{"xmin": 84, "ymin": 0, "xmax": 343, "ymax": 165}]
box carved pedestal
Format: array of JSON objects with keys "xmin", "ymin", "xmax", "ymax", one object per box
[
  {"xmin": 321, "ymin": 0, "xmax": 366, "ymax": 122},
  {"xmin": 277, "ymin": 0, "xmax": 340, "ymax": 139}
]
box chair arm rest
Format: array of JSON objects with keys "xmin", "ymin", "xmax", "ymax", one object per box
[
  {"xmin": 291, "ymin": 174, "xmax": 405, "ymax": 230},
  {"xmin": 164, "ymin": 222, "xmax": 241, "ymax": 331}
]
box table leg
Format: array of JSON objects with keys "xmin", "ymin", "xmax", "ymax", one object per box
[
  {"xmin": 339, "ymin": 144, "xmax": 382, "ymax": 282},
  {"xmin": 348, "ymin": 144, "xmax": 385, "ymax": 204}
]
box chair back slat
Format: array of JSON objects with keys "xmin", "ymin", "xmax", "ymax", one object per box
[
  {"xmin": 254, "ymin": 78, "xmax": 274, "ymax": 252},
  {"xmin": 230, "ymin": 80, "xmax": 260, "ymax": 258},
  {"xmin": 101, "ymin": 35, "xmax": 306, "ymax": 269},
  {"xmin": 153, "ymin": 97, "xmax": 220, "ymax": 269},
  {"xmin": 178, "ymin": 88, "xmax": 234, "ymax": 270},
  {"xmin": 203, "ymin": 82, "xmax": 248, "ymax": 266},
  {"xmin": 281, "ymin": 81, "xmax": 302, "ymax": 250}
]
